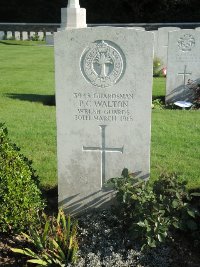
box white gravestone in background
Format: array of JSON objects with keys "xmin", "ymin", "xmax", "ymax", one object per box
[
  {"xmin": 156, "ymin": 27, "xmax": 180, "ymax": 66},
  {"xmin": 15, "ymin": 32, "xmax": 20, "ymax": 40},
  {"xmin": 46, "ymin": 33, "xmax": 54, "ymax": 45},
  {"xmin": 22, "ymin": 32, "xmax": 28, "ymax": 40},
  {"xmin": 150, "ymin": 30, "xmax": 158, "ymax": 58},
  {"xmin": 55, "ymin": 27, "xmax": 153, "ymax": 214},
  {"xmin": 0, "ymin": 31, "xmax": 4, "ymax": 40},
  {"xmin": 166, "ymin": 29, "xmax": 200, "ymax": 103},
  {"xmin": 6, "ymin": 31, "xmax": 12, "ymax": 39}
]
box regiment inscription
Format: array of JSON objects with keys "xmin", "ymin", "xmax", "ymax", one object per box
[{"xmin": 73, "ymin": 92, "xmax": 135, "ymax": 122}]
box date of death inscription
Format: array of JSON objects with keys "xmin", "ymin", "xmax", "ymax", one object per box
[{"xmin": 73, "ymin": 92, "xmax": 135, "ymax": 122}]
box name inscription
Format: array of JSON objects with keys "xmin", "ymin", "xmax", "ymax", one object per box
[{"xmin": 73, "ymin": 92, "xmax": 135, "ymax": 122}]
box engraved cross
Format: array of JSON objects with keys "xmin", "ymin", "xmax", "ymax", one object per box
[
  {"xmin": 83, "ymin": 125, "xmax": 124, "ymax": 188},
  {"xmin": 95, "ymin": 53, "xmax": 113, "ymax": 78},
  {"xmin": 178, "ymin": 65, "xmax": 192, "ymax": 85}
]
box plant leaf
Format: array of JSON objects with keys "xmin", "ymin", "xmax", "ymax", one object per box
[
  {"xmin": 11, "ymin": 248, "xmax": 37, "ymax": 258},
  {"xmin": 187, "ymin": 209, "xmax": 195, "ymax": 218},
  {"xmin": 27, "ymin": 259, "xmax": 48, "ymax": 265},
  {"xmin": 137, "ymin": 221, "xmax": 145, "ymax": 227},
  {"xmin": 51, "ymin": 239, "xmax": 66, "ymax": 261},
  {"xmin": 191, "ymin": 192, "xmax": 200, "ymax": 197}
]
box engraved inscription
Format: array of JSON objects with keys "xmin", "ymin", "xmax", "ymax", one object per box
[
  {"xmin": 73, "ymin": 92, "xmax": 134, "ymax": 122},
  {"xmin": 80, "ymin": 40, "xmax": 125, "ymax": 88},
  {"xmin": 177, "ymin": 34, "xmax": 195, "ymax": 52},
  {"xmin": 82, "ymin": 125, "xmax": 124, "ymax": 187},
  {"xmin": 176, "ymin": 54, "xmax": 200, "ymax": 62}
]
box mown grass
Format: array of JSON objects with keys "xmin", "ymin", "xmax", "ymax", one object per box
[
  {"xmin": 0, "ymin": 40, "xmax": 56, "ymax": 189},
  {"xmin": 0, "ymin": 41, "xmax": 199, "ymax": 190}
]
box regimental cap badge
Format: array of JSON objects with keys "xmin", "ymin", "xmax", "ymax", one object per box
[
  {"xmin": 97, "ymin": 40, "xmax": 108, "ymax": 53},
  {"xmin": 80, "ymin": 40, "xmax": 125, "ymax": 88},
  {"xmin": 177, "ymin": 34, "xmax": 195, "ymax": 52}
]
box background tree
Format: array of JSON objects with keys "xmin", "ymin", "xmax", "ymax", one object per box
[{"xmin": 0, "ymin": 0, "xmax": 200, "ymax": 23}]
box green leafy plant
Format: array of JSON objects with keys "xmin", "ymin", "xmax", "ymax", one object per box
[
  {"xmin": 153, "ymin": 173, "xmax": 200, "ymax": 232},
  {"xmin": 0, "ymin": 123, "xmax": 45, "ymax": 233},
  {"xmin": 153, "ymin": 57, "xmax": 164, "ymax": 77},
  {"xmin": 152, "ymin": 98, "xmax": 164, "ymax": 110},
  {"xmin": 11, "ymin": 208, "xmax": 78, "ymax": 266},
  {"xmin": 31, "ymin": 33, "xmax": 40, "ymax": 41},
  {"xmin": 107, "ymin": 169, "xmax": 200, "ymax": 249}
]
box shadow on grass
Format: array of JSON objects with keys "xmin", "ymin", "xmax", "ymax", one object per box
[
  {"xmin": 6, "ymin": 93, "xmax": 55, "ymax": 106},
  {"xmin": 0, "ymin": 41, "xmax": 24, "ymax": 46},
  {"xmin": 0, "ymin": 40, "xmax": 44, "ymax": 46},
  {"xmin": 152, "ymin": 95, "xmax": 165, "ymax": 102}
]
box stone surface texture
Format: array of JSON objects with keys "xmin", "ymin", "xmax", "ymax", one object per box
[
  {"xmin": 166, "ymin": 29, "xmax": 199, "ymax": 103},
  {"xmin": 54, "ymin": 27, "xmax": 153, "ymax": 214},
  {"xmin": 150, "ymin": 30, "xmax": 158, "ymax": 58},
  {"xmin": 22, "ymin": 32, "xmax": 28, "ymax": 40},
  {"xmin": 0, "ymin": 31, "xmax": 4, "ymax": 40},
  {"xmin": 46, "ymin": 33, "xmax": 54, "ymax": 45}
]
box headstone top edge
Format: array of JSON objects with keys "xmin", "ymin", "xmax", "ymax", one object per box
[
  {"xmin": 55, "ymin": 26, "xmax": 154, "ymax": 37},
  {"xmin": 158, "ymin": 27, "xmax": 180, "ymax": 30},
  {"xmin": 169, "ymin": 29, "xmax": 196, "ymax": 33}
]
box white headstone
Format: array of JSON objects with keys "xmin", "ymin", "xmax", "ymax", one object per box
[
  {"xmin": 59, "ymin": 0, "xmax": 86, "ymax": 30},
  {"xmin": 15, "ymin": 31, "xmax": 20, "ymax": 40},
  {"xmin": 55, "ymin": 27, "xmax": 153, "ymax": 214},
  {"xmin": 166, "ymin": 29, "xmax": 199, "ymax": 103},
  {"xmin": 46, "ymin": 33, "xmax": 54, "ymax": 45},
  {"xmin": 150, "ymin": 30, "xmax": 158, "ymax": 58},
  {"xmin": 6, "ymin": 31, "xmax": 13, "ymax": 39},
  {"xmin": 38, "ymin": 32, "xmax": 44, "ymax": 40},
  {"xmin": 0, "ymin": 31, "xmax": 4, "ymax": 40},
  {"xmin": 156, "ymin": 27, "xmax": 180, "ymax": 66},
  {"xmin": 22, "ymin": 32, "xmax": 28, "ymax": 40}
]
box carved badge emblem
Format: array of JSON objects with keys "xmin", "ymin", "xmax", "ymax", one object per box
[
  {"xmin": 177, "ymin": 34, "xmax": 195, "ymax": 52},
  {"xmin": 80, "ymin": 40, "xmax": 125, "ymax": 88}
]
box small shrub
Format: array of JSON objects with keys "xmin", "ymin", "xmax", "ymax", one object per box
[
  {"xmin": 153, "ymin": 57, "xmax": 164, "ymax": 77},
  {"xmin": 11, "ymin": 208, "xmax": 79, "ymax": 266},
  {"xmin": 153, "ymin": 173, "xmax": 200, "ymax": 232},
  {"xmin": 0, "ymin": 123, "xmax": 45, "ymax": 233},
  {"xmin": 107, "ymin": 169, "xmax": 200, "ymax": 249},
  {"xmin": 30, "ymin": 33, "xmax": 40, "ymax": 41},
  {"xmin": 152, "ymin": 98, "xmax": 164, "ymax": 110}
]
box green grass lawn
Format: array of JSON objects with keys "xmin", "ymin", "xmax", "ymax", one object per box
[
  {"xmin": 0, "ymin": 41, "xmax": 199, "ymax": 190},
  {"xmin": 0, "ymin": 40, "xmax": 56, "ymax": 189}
]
